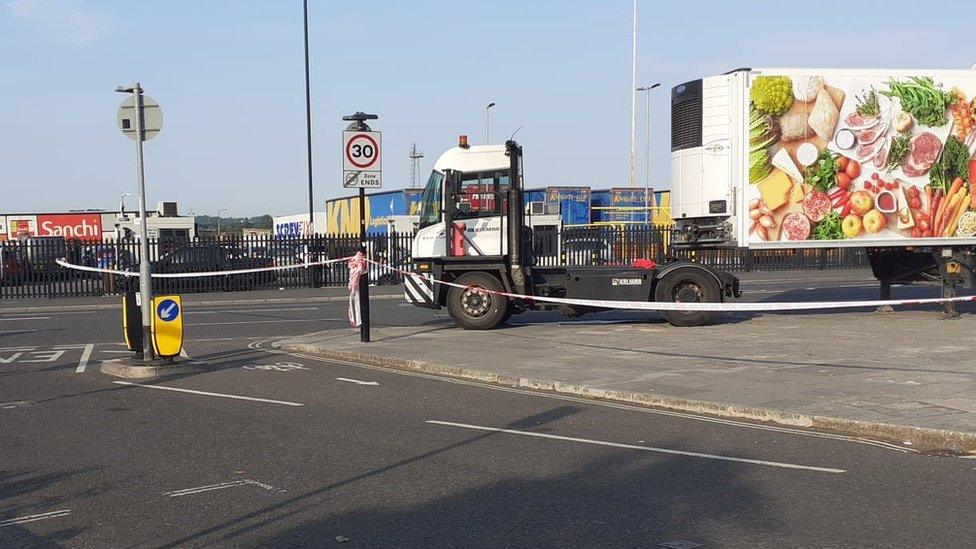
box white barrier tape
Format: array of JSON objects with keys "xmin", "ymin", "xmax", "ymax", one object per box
[
  {"xmin": 55, "ymin": 257, "xmax": 353, "ymax": 279},
  {"xmin": 367, "ymin": 259, "xmax": 976, "ymax": 313}
]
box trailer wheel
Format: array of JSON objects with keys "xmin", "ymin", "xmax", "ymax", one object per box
[
  {"xmin": 447, "ymin": 272, "xmax": 509, "ymax": 330},
  {"xmin": 654, "ymin": 268, "xmax": 721, "ymax": 327}
]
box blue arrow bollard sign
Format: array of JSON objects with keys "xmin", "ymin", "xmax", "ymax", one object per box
[{"xmin": 156, "ymin": 299, "xmax": 180, "ymax": 322}]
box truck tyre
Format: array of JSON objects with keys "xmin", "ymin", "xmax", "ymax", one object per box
[
  {"xmin": 654, "ymin": 268, "xmax": 721, "ymax": 327},
  {"xmin": 447, "ymin": 272, "xmax": 509, "ymax": 330}
]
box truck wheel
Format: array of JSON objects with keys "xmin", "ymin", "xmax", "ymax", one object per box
[
  {"xmin": 654, "ymin": 268, "xmax": 721, "ymax": 327},
  {"xmin": 447, "ymin": 272, "xmax": 509, "ymax": 330}
]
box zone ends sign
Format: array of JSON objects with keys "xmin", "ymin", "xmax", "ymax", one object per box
[{"xmin": 342, "ymin": 130, "xmax": 382, "ymax": 189}]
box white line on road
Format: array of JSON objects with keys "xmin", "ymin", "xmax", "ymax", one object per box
[
  {"xmin": 190, "ymin": 307, "xmax": 319, "ymax": 315},
  {"xmin": 112, "ymin": 381, "xmax": 304, "ymax": 407},
  {"xmin": 186, "ymin": 319, "xmax": 340, "ymax": 327},
  {"xmin": 73, "ymin": 344, "xmax": 94, "ymax": 373},
  {"xmin": 0, "ymin": 316, "xmax": 51, "ymax": 321},
  {"xmin": 0, "ymin": 510, "xmax": 72, "ymax": 527},
  {"xmin": 426, "ymin": 420, "xmax": 846, "ymax": 474},
  {"xmin": 336, "ymin": 377, "xmax": 379, "ymax": 386},
  {"xmin": 163, "ymin": 479, "xmax": 280, "ymax": 497}
]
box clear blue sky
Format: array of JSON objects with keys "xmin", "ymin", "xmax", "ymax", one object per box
[{"xmin": 2, "ymin": 0, "xmax": 974, "ymax": 216}]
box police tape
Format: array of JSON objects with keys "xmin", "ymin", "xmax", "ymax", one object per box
[
  {"xmin": 55, "ymin": 257, "xmax": 353, "ymax": 278},
  {"xmin": 365, "ymin": 259, "xmax": 976, "ymax": 313}
]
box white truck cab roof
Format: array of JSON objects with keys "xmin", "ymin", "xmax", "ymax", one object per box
[{"xmin": 432, "ymin": 144, "xmax": 508, "ymax": 174}]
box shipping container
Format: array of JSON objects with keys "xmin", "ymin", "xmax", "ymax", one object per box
[{"xmin": 545, "ymin": 186, "xmax": 591, "ymax": 226}]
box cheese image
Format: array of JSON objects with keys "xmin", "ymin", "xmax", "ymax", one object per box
[
  {"xmin": 757, "ymin": 169, "xmax": 792, "ymax": 211},
  {"xmin": 897, "ymin": 187, "xmax": 915, "ymax": 230},
  {"xmin": 790, "ymin": 181, "xmax": 805, "ymax": 203}
]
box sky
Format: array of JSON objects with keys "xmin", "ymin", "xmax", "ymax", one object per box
[{"xmin": 1, "ymin": 0, "xmax": 975, "ymax": 217}]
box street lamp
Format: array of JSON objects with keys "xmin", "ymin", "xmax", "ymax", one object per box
[
  {"xmin": 217, "ymin": 208, "xmax": 229, "ymax": 238},
  {"xmin": 119, "ymin": 192, "xmax": 133, "ymax": 216},
  {"xmin": 636, "ymin": 83, "xmax": 661, "ymax": 221},
  {"xmin": 486, "ymin": 102, "xmax": 496, "ymax": 144},
  {"xmin": 629, "ymin": 0, "xmax": 638, "ymax": 187},
  {"xmin": 302, "ymin": 0, "xmax": 314, "ymax": 237}
]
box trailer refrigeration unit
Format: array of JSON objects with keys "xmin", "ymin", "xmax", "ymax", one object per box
[
  {"xmin": 671, "ymin": 68, "xmax": 976, "ymax": 315},
  {"xmin": 405, "ymin": 139, "xmax": 739, "ymax": 329}
]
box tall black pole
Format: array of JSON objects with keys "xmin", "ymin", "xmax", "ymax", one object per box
[
  {"xmin": 358, "ymin": 188, "xmax": 370, "ymax": 342},
  {"xmin": 303, "ymin": 0, "xmax": 317, "ymax": 287}
]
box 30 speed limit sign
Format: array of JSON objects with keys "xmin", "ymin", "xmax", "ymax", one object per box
[{"xmin": 342, "ymin": 130, "xmax": 382, "ymax": 188}]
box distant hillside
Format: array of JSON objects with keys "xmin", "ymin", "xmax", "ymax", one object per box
[{"xmin": 195, "ymin": 215, "xmax": 272, "ymax": 231}]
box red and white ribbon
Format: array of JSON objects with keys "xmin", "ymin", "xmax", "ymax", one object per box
[
  {"xmin": 347, "ymin": 252, "xmax": 367, "ymax": 327},
  {"xmin": 368, "ymin": 259, "xmax": 976, "ymax": 313}
]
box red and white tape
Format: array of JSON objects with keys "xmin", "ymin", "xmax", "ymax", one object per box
[
  {"xmin": 367, "ymin": 259, "xmax": 976, "ymax": 313},
  {"xmin": 55, "ymin": 257, "xmax": 352, "ymax": 278}
]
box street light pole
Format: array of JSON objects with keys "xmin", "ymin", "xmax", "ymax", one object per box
[
  {"xmin": 636, "ymin": 82, "xmax": 661, "ymax": 222},
  {"xmin": 629, "ymin": 0, "xmax": 638, "ymax": 187},
  {"xmin": 302, "ymin": 0, "xmax": 314, "ymax": 235},
  {"xmin": 486, "ymin": 102, "xmax": 496, "ymax": 144}
]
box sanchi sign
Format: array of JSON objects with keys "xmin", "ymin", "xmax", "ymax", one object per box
[{"xmin": 37, "ymin": 214, "xmax": 102, "ymax": 239}]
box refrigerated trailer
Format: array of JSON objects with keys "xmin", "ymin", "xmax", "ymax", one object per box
[
  {"xmin": 671, "ymin": 67, "xmax": 976, "ymax": 315},
  {"xmin": 405, "ymin": 139, "xmax": 739, "ymax": 329}
]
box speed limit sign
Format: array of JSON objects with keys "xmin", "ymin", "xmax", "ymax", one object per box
[{"xmin": 343, "ymin": 130, "xmax": 382, "ymax": 188}]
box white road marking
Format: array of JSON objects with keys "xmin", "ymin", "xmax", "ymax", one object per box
[
  {"xmin": 0, "ymin": 329, "xmax": 38, "ymax": 335},
  {"xmin": 336, "ymin": 377, "xmax": 379, "ymax": 386},
  {"xmin": 0, "ymin": 510, "xmax": 71, "ymax": 527},
  {"xmin": 186, "ymin": 319, "xmax": 340, "ymax": 327},
  {"xmin": 76, "ymin": 344, "xmax": 94, "ymax": 373},
  {"xmin": 426, "ymin": 420, "xmax": 846, "ymax": 474},
  {"xmin": 162, "ymin": 479, "xmax": 280, "ymax": 497},
  {"xmin": 112, "ymin": 381, "xmax": 304, "ymax": 407},
  {"xmin": 191, "ymin": 307, "xmax": 319, "ymax": 314},
  {"xmin": 179, "ymin": 347, "xmax": 190, "ymax": 358},
  {"xmin": 101, "ymin": 350, "xmax": 133, "ymax": 354},
  {"xmin": 0, "ymin": 316, "xmax": 51, "ymax": 321}
]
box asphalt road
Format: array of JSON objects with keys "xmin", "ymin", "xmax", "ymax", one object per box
[{"xmin": 3, "ymin": 274, "xmax": 976, "ymax": 547}]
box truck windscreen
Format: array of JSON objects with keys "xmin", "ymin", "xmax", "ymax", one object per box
[{"xmin": 419, "ymin": 171, "xmax": 444, "ymax": 228}]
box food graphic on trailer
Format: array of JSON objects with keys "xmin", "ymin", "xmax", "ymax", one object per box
[{"xmin": 747, "ymin": 72, "xmax": 976, "ymax": 244}]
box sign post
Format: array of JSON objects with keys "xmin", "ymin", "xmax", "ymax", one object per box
[
  {"xmin": 342, "ymin": 112, "xmax": 381, "ymax": 343},
  {"xmin": 116, "ymin": 82, "xmax": 163, "ymax": 361}
]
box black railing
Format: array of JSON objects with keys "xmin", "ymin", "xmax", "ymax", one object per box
[{"xmin": 0, "ymin": 228, "xmax": 868, "ymax": 299}]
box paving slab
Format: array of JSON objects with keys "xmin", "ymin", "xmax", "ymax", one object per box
[{"xmin": 278, "ymin": 307, "xmax": 976, "ymax": 452}]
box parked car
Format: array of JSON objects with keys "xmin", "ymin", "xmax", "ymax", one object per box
[
  {"xmin": 149, "ymin": 245, "xmax": 276, "ymax": 292},
  {"xmin": 23, "ymin": 236, "xmax": 68, "ymax": 280},
  {"xmin": 0, "ymin": 247, "xmax": 23, "ymax": 286},
  {"xmin": 82, "ymin": 245, "xmax": 134, "ymax": 278},
  {"xmin": 561, "ymin": 237, "xmax": 615, "ymax": 266}
]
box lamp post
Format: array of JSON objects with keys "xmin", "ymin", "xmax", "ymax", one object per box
[
  {"xmin": 636, "ymin": 82, "xmax": 661, "ymax": 221},
  {"xmin": 486, "ymin": 102, "xmax": 496, "ymax": 144},
  {"xmin": 119, "ymin": 192, "xmax": 133, "ymax": 216},
  {"xmin": 629, "ymin": 0, "xmax": 638, "ymax": 187},
  {"xmin": 217, "ymin": 208, "xmax": 229, "ymax": 239}
]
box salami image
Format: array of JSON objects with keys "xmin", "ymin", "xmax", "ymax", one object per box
[{"xmin": 747, "ymin": 72, "xmax": 976, "ymax": 244}]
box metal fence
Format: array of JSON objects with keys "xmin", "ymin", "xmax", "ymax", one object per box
[{"xmin": 0, "ymin": 228, "xmax": 868, "ymax": 299}]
